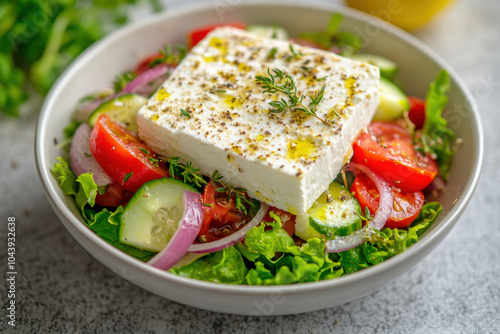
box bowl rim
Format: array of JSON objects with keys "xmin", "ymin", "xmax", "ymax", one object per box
[{"xmin": 35, "ymin": 0, "xmax": 483, "ymax": 296}]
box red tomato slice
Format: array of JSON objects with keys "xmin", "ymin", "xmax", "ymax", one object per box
[
  {"xmin": 262, "ymin": 207, "xmax": 296, "ymax": 237},
  {"xmin": 134, "ymin": 53, "xmax": 163, "ymax": 75},
  {"xmin": 408, "ymin": 96, "xmax": 426, "ymax": 130},
  {"xmin": 198, "ymin": 180, "xmax": 248, "ymax": 242},
  {"xmin": 188, "ymin": 22, "xmax": 246, "ymax": 49},
  {"xmin": 95, "ymin": 184, "xmax": 132, "ymax": 208},
  {"xmin": 350, "ymin": 173, "xmax": 424, "ymax": 229},
  {"xmin": 89, "ymin": 114, "xmax": 169, "ymax": 193},
  {"xmin": 352, "ymin": 122, "xmax": 438, "ymax": 192}
]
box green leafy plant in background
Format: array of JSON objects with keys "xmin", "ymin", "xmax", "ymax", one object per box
[{"xmin": 0, "ymin": 0, "xmax": 161, "ymax": 117}]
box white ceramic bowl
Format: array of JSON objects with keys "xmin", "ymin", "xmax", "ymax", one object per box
[{"xmin": 36, "ymin": 1, "xmax": 483, "ymax": 315}]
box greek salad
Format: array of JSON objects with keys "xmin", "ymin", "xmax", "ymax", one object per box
[{"xmin": 53, "ymin": 14, "xmax": 455, "ymax": 285}]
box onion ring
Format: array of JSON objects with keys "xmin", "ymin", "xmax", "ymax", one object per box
[
  {"xmin": 325, "ymin": 162, "xmax": 393, "ymax": 252},
  {"xmin": 188, "ymin": 202, "xmax": 270, "ymax": 254}
]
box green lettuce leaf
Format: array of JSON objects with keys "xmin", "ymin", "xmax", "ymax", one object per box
[
  {"xmin": 52, "ymin": 156, "xmax": 154, "ymax": 261},
  {"xmin": 339, "ymin": 246, "xmax": 370, "ymax": 274},
  {"xmin": 244, "ymin": 211, "xmax": 295, "ymax": 259},
  {"xmin": 52, "ymin": 157, "xmax": 98, "ymax": 215},
  {"xmin": 170, "ymin": 246, "xmax": 247, "ymax": 284},
  {"xmin": 246, "ymin": 261, "xmax": 298, "ymax": 285},
  {"xmin": 415, "ymin": 70, "xmax": 455, "ymax": 180},
  {"xmin": 84, "ymin": 206, "xmax": 155, "ymax": 262},
  {"xmin": 52, "ymin": 156, "xmax": 78, "ymax": 196},
  {"xmin": 174, "ymin": 215, "xmax": 343, "ymax": 285},
  {"xmin": 172, "ymin": 201, "xmax": 442, "ymax": 284},
  {"xmin": 243, "ymin": 215, "xmax": 343, "ymax": 285},
  {"xmin": 360, "ymin": 202, "xmax": 443, "ymax": 265},
  {"xmin": 74, "ymin": 173, "xmax": 98, "ymax": 212},
  {"xmin": 243, "ymin": 235, "xmax": 343, "ymax": 285}
]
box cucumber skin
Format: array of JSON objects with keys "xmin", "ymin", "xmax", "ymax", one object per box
[
  {"xmin": 350, "ymin": 54, "xmax": 398, "ymax": 80},
  {"xmin": 373, "ymin": 77, "xmax": 410, "ymax": 121},
  {"xmin": 295, "ymin": 182, "xmax": 362, "ymax": 241},
  {"xmin": 88, "ymin": 94, "xmax": 147, "ymax": 133},
  {"xmin": 119, "ymin": 177, "xmax": 199, "ymax": 252},
  {"xmin": 247, "ymin": 25, "xmax": 289, "ymax": 40}
]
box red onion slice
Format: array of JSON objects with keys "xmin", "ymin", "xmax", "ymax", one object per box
[
  {"xmin": 148, "ymin": 191, "xmax": 204, "ymax": 270},
  {"xmin": 70, "ymin": 123, "xmax": 114, "ymax": 186},
  {"xmin": 325, "ymin": 162, "xmax": 393, "ymax": 253},
  {"xmin": 188, "ymin": 202, "xmax": 270, "ymax": 254},
  {"xmin": 122, "ymin": 64, "xmax": 171, "ymax": 96},
  {"xmin": 74, "ymin": 89, "xmax": 115, "ymax": 122}
]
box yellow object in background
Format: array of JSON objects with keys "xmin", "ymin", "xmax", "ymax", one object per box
[{"xmin": 346, "ymin": 0, "xmax": 455, "ymax": 30}]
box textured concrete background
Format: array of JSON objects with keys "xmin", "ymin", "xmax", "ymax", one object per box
[{"xmin": 1, "ymin": 0, "xmax": 499, "ymax": 333}]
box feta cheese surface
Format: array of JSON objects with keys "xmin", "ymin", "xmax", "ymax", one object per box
[{"xmin": 137, "ymin": 27, "xmax": 379, "ymax": 214}]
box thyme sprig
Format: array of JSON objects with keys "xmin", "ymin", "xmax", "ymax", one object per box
[
  {"xmin": 167, "ymin": 157, "xmax": 207, "ymax": 188},
  {"xmin": 266, "ymin": 47, "xmax": 278, "ymax": 59},
  {"xmin": 285, "ymin": 44, "xmax": 303, "ymax": 61},
  {"xmin": 149, "ymin": 43, "xmax": 188, "ymax": 68},
  {"xmin": 255, "ymin": 68, "xmax": 329, "ymax": 125},
  {"xmin": 211, "ymin": 171, "xmax": 254, "ymax": 215}
]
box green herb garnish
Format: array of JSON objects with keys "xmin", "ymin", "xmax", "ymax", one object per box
[
  {"xmin": 255, "ymin": 68, "xmax": 329, "ymax": 125},
  {"xmin": 180, "ymin": 108, "xmax": 191, "ymax": 118},
  {"xmin": 167, "ymin": 157, "xmax": 207, "ymax": 188},
  {"xmin": 285, "ymin": 44, "xmax": 303, "ymax": 61},
  {"xmin": 149, "ymin": 43, "xmax": 188, "ymax": 68},
  {"xmin": 211, "ymin": 170, "xmax": 254, "ymax": 215},
  {"xmin": 123, "ymin": 172, "xmax": 133, "ymax": 183},
  {"xmin": 148, "ymin": 156, "xmax": 160, "ymax": 166},
  {"xmin": 266, "ymin": 47, "xmax": 278, "ymax": 59},
  {"xmin": 271, "ymin": 23, "xmax": 279, "ymax": 39}
]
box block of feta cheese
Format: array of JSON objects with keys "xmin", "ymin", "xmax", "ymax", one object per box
[{"xmin": 137, "ymin": 27, "xmax": 379, "ymax": 214}]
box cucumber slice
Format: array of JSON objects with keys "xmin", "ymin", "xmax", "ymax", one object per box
[
  {"xmin": 88, "ymin": 94, "xmax": 147, "ymax": 133},
  {"xmin": 119, "ymin": 178, "xmax": 198, "ymax": 252},
  {"xmin": 295, "ymin": 181, "xmax": 362, "ymax": 241},
  {"xmin": 373, "ymin": 77, "xmax": 410, "ymax": 121},
  {"xmin": 247, "ymin": 25, "xmax": 289, "ymax": 40},
  {"xmin": 350, "ymin": 53, "xmax": 398, "ymax": 79}
]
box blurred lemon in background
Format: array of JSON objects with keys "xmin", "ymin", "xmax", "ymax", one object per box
[{"xmin": 346, "ymin": 0, "xmax": 456, "ymax": 30}]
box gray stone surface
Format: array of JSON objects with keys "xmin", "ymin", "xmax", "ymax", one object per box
[{"xmin": 1, "ymin": 0, "xmax": 499, "ymax": 333}]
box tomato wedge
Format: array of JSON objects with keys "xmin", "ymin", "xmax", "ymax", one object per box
[
  {"xmin": 198, "ymin": 180, "xmax": 248, "ymax": 242},
  {"xmin": 262, "ymin": 207, "xmax": 296, "ymax": 237},
  {"xmin": 188, "ymin": 22, "xmax": 246, "ymax": 49},
  {"xmin": 352, "ymin": 122, "xmax": 438, "ymax": 192},
  {"xmin": 408, "ymin": 96, "xmax": 426, "ymax": 130},
  {"xmin": 95, "ymin": 184, "xmax": 132, "ymax": 208},
  {"xmin": 89, "ymin": 114, "xmax": 169, "ymax": 193},
  {"xmin": 351, "ymin": 173, "xmax": 424, "ymax": 229}
]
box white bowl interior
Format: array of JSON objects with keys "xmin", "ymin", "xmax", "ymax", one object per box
[{"xmin": 36, "ymin": 1, "xmax": 482, "ymax": 315}]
